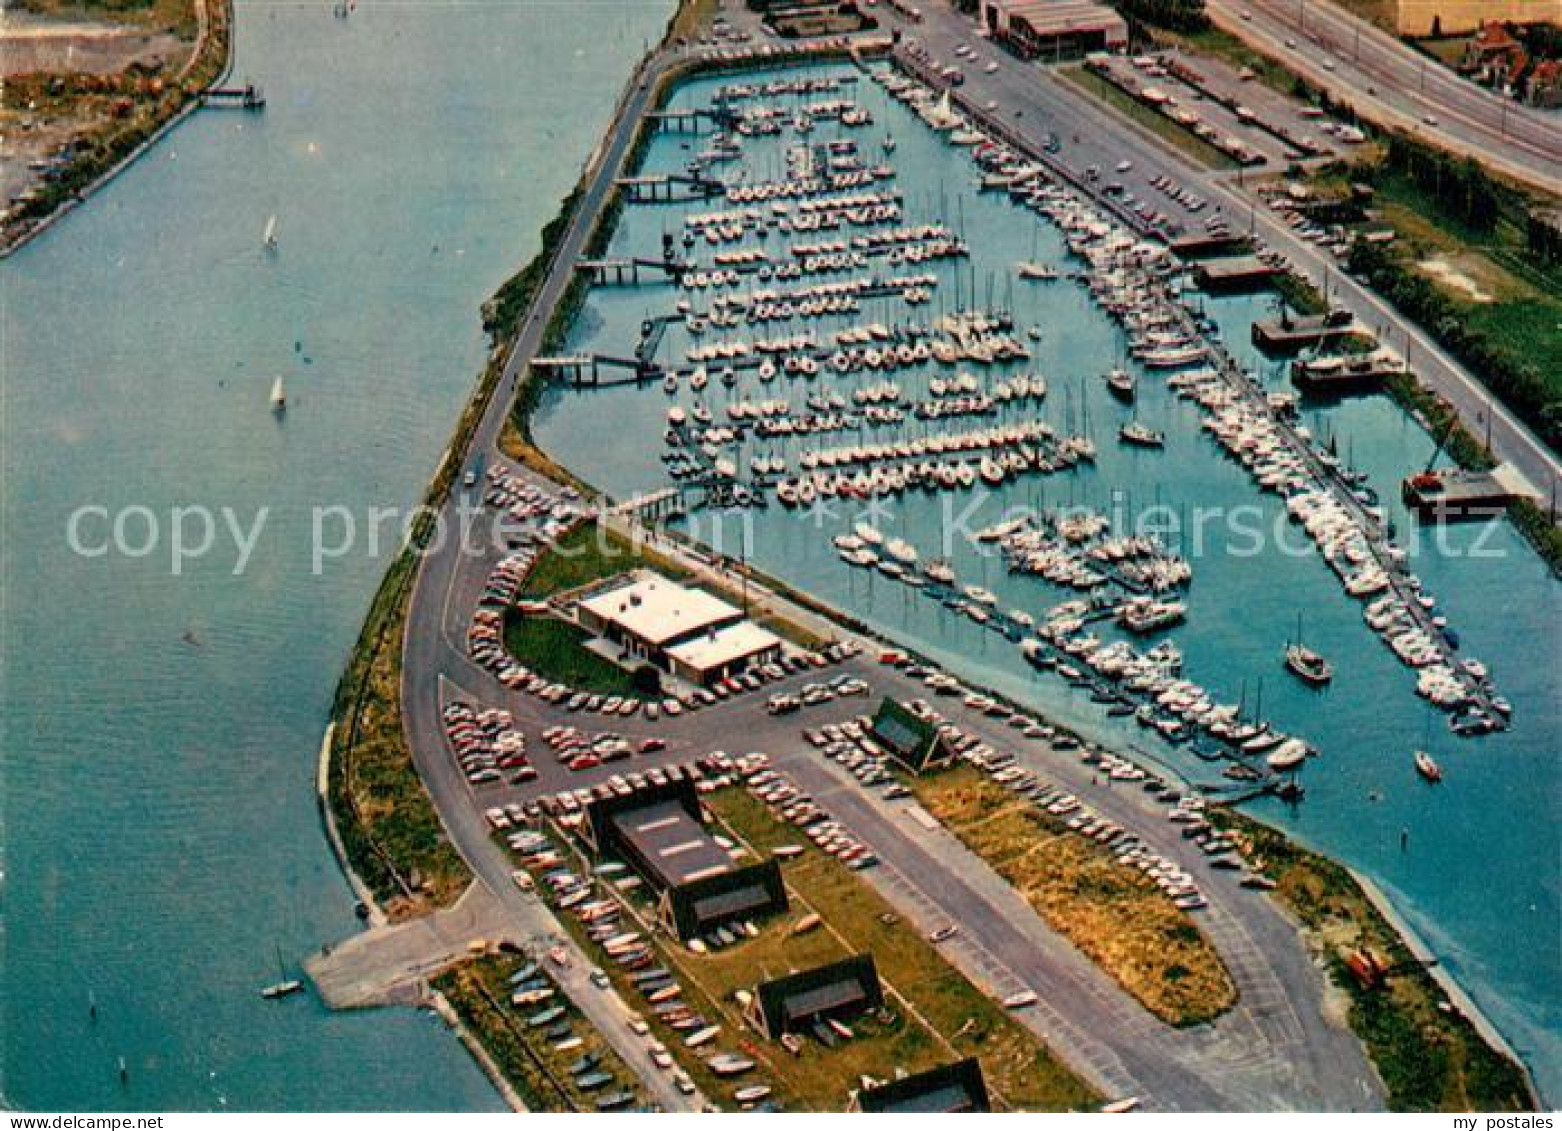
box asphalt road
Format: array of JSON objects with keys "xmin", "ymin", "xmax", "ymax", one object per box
[
  {"xmin": 395, "ymin": 37, "xmax": 716, "ymax": 1114},
  {"xmin": 1207, "ymin": 0, "xmax": 1562, "ymax": 195}
]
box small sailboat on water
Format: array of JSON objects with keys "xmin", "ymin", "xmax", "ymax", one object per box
[
  {"xmin": 1014, "ymin": 226, "xmax": 1058, "ymax": 281},
  {"xmin": 270, "ymin": 376, "xmax": 287, "ymax": 414},
  {"xmin": 260, "ymin": 944, "xmax": 303, "ymax": 1000},
  {"xmin": 1118, "ymin": 419, "xmax": 1164, "ymax": 448},
  {"xmin": 1283, "ymin": 612, "xmax": 1332, "ymax": 686},
  {"xmin": 263, "ymin": 214, "xmax": 278, "ymax": 250},
  {"xmin": 1414, "ymin": 710, "xmax": 1442, "ymax": 782},
  {"xmin": 1105, "ymin": 366, "xmax": 1136, "ymax": 403}
]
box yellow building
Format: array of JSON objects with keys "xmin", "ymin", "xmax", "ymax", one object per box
[{"xmin": 1396, "ymin": 0, "xmax": 1560, "ymax": 37}]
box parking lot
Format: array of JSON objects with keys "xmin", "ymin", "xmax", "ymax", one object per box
[{"xmin": 1086, "ymin": 50, "xmax": 1367, "ymax": 172}]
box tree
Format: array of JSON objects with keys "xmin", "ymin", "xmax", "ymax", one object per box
[{"xmin": 630, "ymin": 664, "xmax": 662, "ymax": 696}]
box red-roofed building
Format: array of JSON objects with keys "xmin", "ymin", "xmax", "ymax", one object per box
[{"xmin": 1524, "ymin": 57, "xmax": 1562, "ymax": 107}]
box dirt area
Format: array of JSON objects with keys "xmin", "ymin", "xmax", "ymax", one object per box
[
  {"xmin": 1418, "ymin": 255, "xmax": 1495, "ymax": 303},
  {"xmin": 2, "ymin": 11, "xmax": 187, "ymax": 76},
  {"xmin": 913, "ymin": 766, "xmax": 1237, "ymax": 1028}
]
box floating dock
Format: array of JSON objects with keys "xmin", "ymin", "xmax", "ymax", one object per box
[
  {"xmin": 1289, "ymin": 353, "xmax": 1402, "ymax": 396},
  {"xmin": 1169, "ymin": 232, "xmax": 1251, "ymax": 259},
  {"xmin": 1193, "ymin": 255, "xmax": 1280, "ymax": 293},
  {"xmin": 1252, "ymin": 311, "xmax": 1356, "ymax": 354},
  {"xmin": 1401, "ymin": 466, "xmax": 1535, "ymax": 521}
]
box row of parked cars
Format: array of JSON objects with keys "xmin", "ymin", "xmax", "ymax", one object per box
[
  {"xmin": 540, "ymin": 724, "xmax": 669, "ymax": 773},
  {"xmin": 497, "ymin": 630, "xmax": 858, "ymax": 725},
  {"xmin": 723, "ymin": 751, "xmax": 879, "ymax": 871},
  {"xmin": 505, "ymin": 813, "xmax": 727, "ymax": 1102},
  {"xmin": 481, "ymin": 466, "xmax": 583, "ymax": 547},
  {"xmin": 764, "ymin": 672, "xmax": 870, "ymax": 714},
  {"xmin": 899, "ymin": 698, "xmax": 1212, "ymax": 912},
  {"xmin": 443, "ymin": 700, "xmax": 536, "ymax": 786},
  {"xmin": 804, "ymin": 718, "xmax": 904, "ymax": 794},
  {"xmin": 1147, "ymin": 172, "xmax": 1207, "ymax": 215},
  {"xmin": 479, "ymin": 551, "xmax": 537, "ymax": 608}
]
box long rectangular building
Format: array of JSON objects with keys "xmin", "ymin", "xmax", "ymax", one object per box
[
  {"xmin": 979, "ymin": 0, "xmax": 1128, "ymax": 57},
  {"xmin": 584, "ymin": 779, "xmax": 789, "ymax": 941}
]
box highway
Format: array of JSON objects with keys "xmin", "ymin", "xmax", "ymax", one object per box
[{"xmin": 1206, "ymin": 0, "xmax": 1562, "ymax": 196}]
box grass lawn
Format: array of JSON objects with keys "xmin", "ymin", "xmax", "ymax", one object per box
[
  {"xmin": 520, "ymin": 523, "xmax": 690, "ymax": 599},
  {"xmin": 1209, "ymin": 809, "xmax": 1533, "ymax": 1112},
  {"xmin": 435, "ymin": 953, "xmax": 641, "ymax": 1111},
  {"xmin": 700, "ymin": 787, "xmax": 1101, "ymax": 1111},
  {"xmin": 329, "ymin": 547, "xmax": 470, "ymax": 920},
  {"xmin": 1364, "ymin": 174, "xmax": 1562, "ymax": 406},
  {"xmin": 16, "ymin": 0, "xmax": 199, "ymax": 36},
  {"xmin": 912, "ymin": 766, "xmax": 1236, "ymax": 1028},
  {"xmin": 503, "ymin": 612, "xmax": 644, "ymax": 698},
  {"xmin": 1416, "ymin": 37, "xmax": 1470, "ymax": 68},
  {"xmin": 1058, "ymin": 66, "xmax": 1236, "ymax": 170},
  {"xmin": 1324, "ymin": 0, "xmax": 1397, "ymax": 35}
]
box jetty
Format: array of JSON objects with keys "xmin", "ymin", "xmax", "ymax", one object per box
[
  {"xmin": 205, "ymin": 83, "xmax": 266, "ymax": 110},
  {"xmin": 617, "ymin": 173, "xmax": 725, "ymax": 204},
  {"xmin": 1402, "ymin": 466, "xmax": 1536, "ymax": 522},
  {"xmin": 1252, "ymin": 310, "xmax": 1357, "ymax": 355}
]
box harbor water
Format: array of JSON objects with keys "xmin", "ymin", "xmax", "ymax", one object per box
[
  {"xmin": 1, "ymin": 0, "xmax": 673, "ymax": 1111},
  {"xmin": 531, "ymin": 62, "xmax": 1562, "ymax": 1099}
]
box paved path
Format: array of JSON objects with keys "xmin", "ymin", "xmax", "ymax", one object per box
[{"xmin": 307, "ymin": 881, "xmax": 520, "ymax": 1009}]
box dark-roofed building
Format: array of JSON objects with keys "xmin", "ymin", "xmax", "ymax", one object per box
[
  {"xmin": 853, "ymin": 1058, "xmax": 992, "ymax": 1113},
  {"xmin": 979, "ymin": 0, "xmax": 1127, "ymax": 58},
  {"xmin": 746, "ymin": 954, "xmax": 884, "ymax": 1040},
  {"xmin": 870, "ymin": 698, "xmax": 954, "ymax": 773},
  {"xmin": 584, "ymin": 778, "xmax": 789, "ymax": 941}
]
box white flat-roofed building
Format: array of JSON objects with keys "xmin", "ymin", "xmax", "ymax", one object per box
[
  {"xmin": 575, "ymin": 570, "xmax": 782, "ymax": 685},
  {"xmin": 665, "ymin": 621, "xmax": 783, "ymax": 687}
]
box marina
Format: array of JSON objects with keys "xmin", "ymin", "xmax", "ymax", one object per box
[
  {"xmin": 538, "ymin": 56, "xmax": 1509, "ymax": 745},
  {"xmin": 531, "ymin": 53, "xmax": 1560, "ymax": 1098},
  {"xmin": 5, "ymin": 0, "xmax": 1558, "ymax": 1114}
]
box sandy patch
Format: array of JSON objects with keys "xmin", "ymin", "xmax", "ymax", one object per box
[
  {"xmin": 1, "ymin": 18, "xmax": 187, "ymax": 77},
  {"xmin": 1419, "ymin": 255, "xmax": 1495, "ymax": 303}
]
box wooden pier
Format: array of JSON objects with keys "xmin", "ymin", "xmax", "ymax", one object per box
[
  {"xmin": 617, "ymin": 174, "xmax": 726, "ymax": 204},
  {"xmin": 646, "ymin": 105, "xmax": 737, "ymax": 133},
  {"xmin": 205, "ymin": 84, "xmax": 266, "ymax": 110},
  {"xmin": 576, "ymin": 256, "xmax": 688, "ymax": 285},
  {"xmin": 1252, "ymin": 311, "xmax": 1356, "ymax": 355},
  {"xmin": 531, "ymin": 353, "xmax": 660, "ymax": 388}
]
